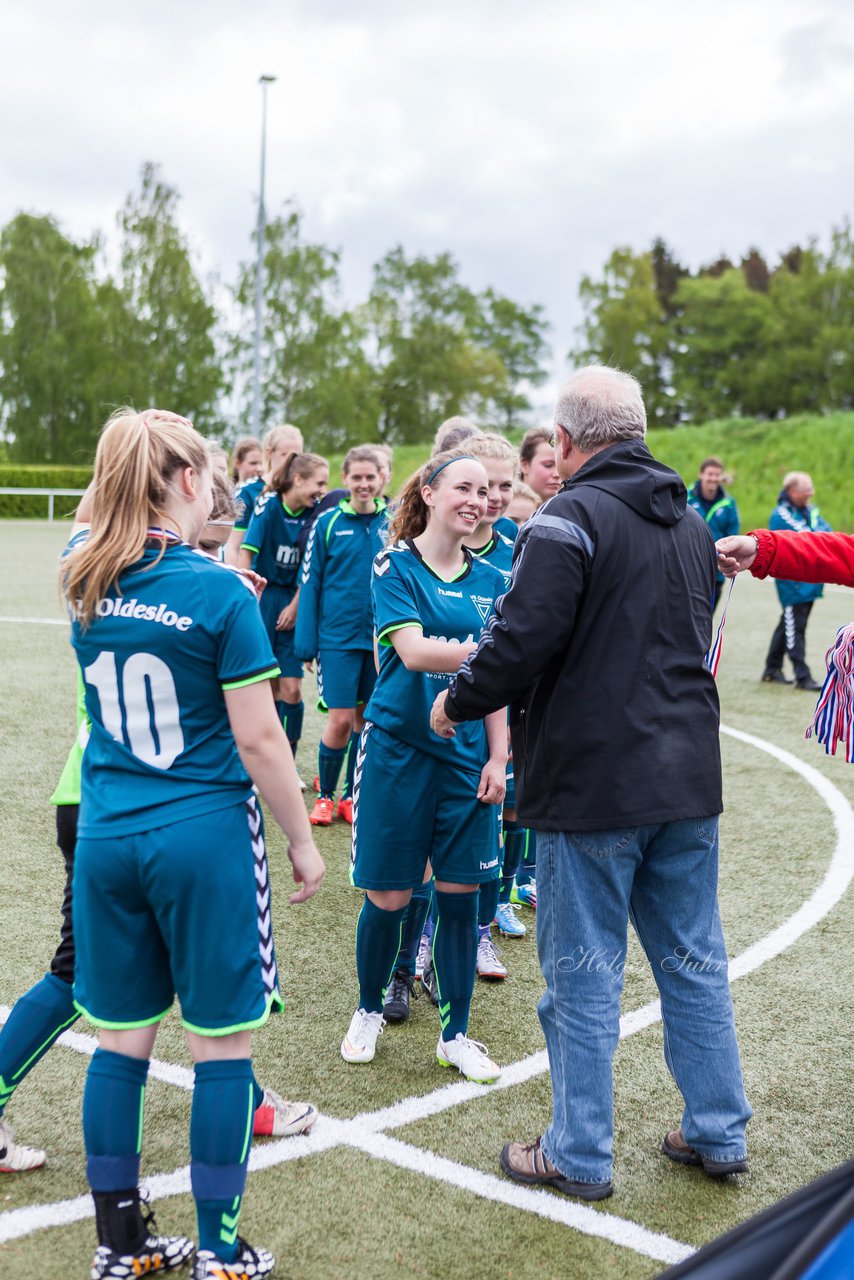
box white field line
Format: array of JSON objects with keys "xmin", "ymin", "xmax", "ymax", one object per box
[
  {"xmin": 348, "ymin": 1131, "xmax": 692, "ymax": 1266},
  {"xmin": 2, "ymin": 724, "xmax": 853, "ymax": 1259},
  {"xmin": 0, "ymin": 615, "xmax": 67, "ymax": 626}
]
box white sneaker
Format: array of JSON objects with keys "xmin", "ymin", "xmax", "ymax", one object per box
[
  {"xmin": 415, "ymin": 932, "xmax": 431, "ymax": 980},
  {"xmin": 436, "ymin": 1033, "xmax": 501, "ymax": 1084},
  {"xmin": 476, "ymin": 932, "xmax": 508, "ymax": 980},
  {"xmin": 341, "ymin": 1008, "xmax": 385, "ymax": 1063},
  {"xmin": 0, "ymin": 1118, "xmax": 46, "ymax": 1172},
  {"xmin": 253, "ymin": 1088, "xmax": 317, "ymax": 1137}
]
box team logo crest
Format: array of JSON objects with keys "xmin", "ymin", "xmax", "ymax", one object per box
[{"xmin": 473, "ymin": 596, "xmax": 493, "ymax": 624}]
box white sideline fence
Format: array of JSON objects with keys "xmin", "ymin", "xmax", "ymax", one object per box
[{"xmin": 0, "ymin": 487, "xmax": 86, "ymax": 520}]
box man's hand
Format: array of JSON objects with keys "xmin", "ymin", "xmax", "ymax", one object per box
[
  {"xmin": 287, "ymin": 837, "xmax": 326, "ymax": 904},
  {"xmin": 716, "ymin": 534, "xmax": 758, "ymax": 577},
  {"xmin": 430, "ymin": 689, "xmax": 456, "ymax": 739},
  {"xmin": 477, "ymin": 758, "xmax": 506, "ymax": 806}
]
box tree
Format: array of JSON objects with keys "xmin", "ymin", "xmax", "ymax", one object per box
[
  {"xmin": 116, "ymin": 163, "xmax": 224, "ymax": 431},
  {"xmin": 671, "ymin": 269, "xmax": 774, "ymax": 420},
  {"xmin": 0, "ymin": 213, "xmax": 106, "ymax": 461},
  {"xmin": 233, "ymin": 204, "xmax": 381, "ymax": 451},
  {"xmin": 470, "ymin": 289, "xmax": 550, "ymax": 431},
  {"xmin": 575, "ymin": 246, "xmax": 674, "ymax": 422}
]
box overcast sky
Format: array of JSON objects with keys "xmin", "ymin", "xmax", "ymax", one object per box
[{"xmin": 3, "ymin": 0, "xmax": 854, "ymax": 414}]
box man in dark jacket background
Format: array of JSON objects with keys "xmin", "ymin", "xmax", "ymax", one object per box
[{"xmin": 430, "ymin": 366, "xmax": 750, "ymax": 1201}]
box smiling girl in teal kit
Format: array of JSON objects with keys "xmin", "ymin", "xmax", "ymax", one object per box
[{"xmin": 340, "ymin": 451, "xmax": 508, "ymax": 1085}]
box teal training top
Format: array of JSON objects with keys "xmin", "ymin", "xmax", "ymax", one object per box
[
  {"xmin": 295, "ymin": 497, "xmax": 388, "ymax": 658},
  {"xmin": 366, "ymin": 539, "xmax": 504, "ymax": 774},
  {"xmin": 242, "ymin": 493, "xmax": 313, "ymax": 590},
  {"xmin": 68, "ymin": 535, "xmax": 280, "ymax": 837}
]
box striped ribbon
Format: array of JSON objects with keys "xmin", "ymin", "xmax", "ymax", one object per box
[
  {"xmin": 806, "ymin": 623, "xmax": 854, "ymax": 761},
  {"xmin": 705, "ymin": 578, "xmax": 734, "ymax": 678}
]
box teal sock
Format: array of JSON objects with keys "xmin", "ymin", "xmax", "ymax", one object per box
[
  {"xmin": 283, "ymin": 700, "xmax": 304, "ymax": 757},
  {"xmin": 318, "ymin": 741, "xmax": 346, "ymax": 800},
  {"xmin": 274, "ymin": 699, "xmax": 286, "ymax": 728},
  {"xmin": 0, "ymin": 973, "xmax": 78, "ymax": 1117},
  {"xmin": 478, "ymin": 877, "xmax": 500, "ymax": 927},
  {"xmin": 433, "ymin": 890, "xmax": 478, "ymax": 1040},
  {"xmin": 396, "ymin": 882, "xmax": 432, "ymax": 976},
  {"xmin": 516, "ymin": 828, "xmax": 537, "ymax": 888},
  {"xmin": 251, "ymin": 1071, "xmax": 263, "ymax": 1111},
  {"xmin": 500, "ymin": 822, "xmax": 525, "ymax": 904},
  {"xmin": 356, "ymin": 897, "xmax": 407, "ymax": 1013},
  {"xmin": 83, "ymin": 1049, "xmax": 149, "ymax": 1192},
  {"xmin": 342, "ymin": 731, "xmax": 360, "ymax": 799},
  {"xmin": 190, "ymin": 1059, "xmax": 255, "ymax": 1263}
]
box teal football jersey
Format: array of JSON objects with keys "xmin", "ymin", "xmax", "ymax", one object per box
[
  {"xmin": 469, "ymin": 529, "xmax": 515, "ymax": 588},
  {"xmin": 366, "ymin": 539, "xmax": 503, "ymax": 773},
  {"xmin": 68, "ymin": 536, "xmax": 280, "ymax": 837},
  {"xmin": 242, "ymin": 494, "xmax": 312, "ymax": 588}
]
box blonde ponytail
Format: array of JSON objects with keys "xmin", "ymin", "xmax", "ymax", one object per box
[{"xmin": 62, "ymin": 408, "xmax": 208, "ymax": 627}]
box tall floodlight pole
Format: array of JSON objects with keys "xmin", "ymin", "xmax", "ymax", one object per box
[{"xmin": 252, "ymin": 74, "xmax": 276, "ymax": 436}]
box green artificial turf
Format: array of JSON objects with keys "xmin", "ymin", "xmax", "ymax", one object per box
[{"xmin": 1, "ymin": 522, "xmax": 853, "ymax": 1279}]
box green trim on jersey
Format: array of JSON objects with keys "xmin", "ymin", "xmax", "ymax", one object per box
[
  {"xmin": 240, "ymin": 540, "xmax": 261, "ymax": 554},
  {"xmin": 221, "ymin": 665, "xmax": 281, "ymax": 691},
  {"xmin": 282, "ymin": 502, "xmax": 305, "ymax": 518},
  {"xmin": 51, "ymin": 672, "xmax": 89, "ymax": 807},
  {"xmin": 377, "ymin": 620, "xmax": 422, "ymax": 647},
  {"xmin": 181, "ymin": 989, "xmax": 284, "ymax": 1037},
  {"xmin": 418, "ymin": 555, "xmax": 469, "ymax": 583}
]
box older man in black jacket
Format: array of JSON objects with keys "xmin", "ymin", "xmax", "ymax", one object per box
[{"xmin": 431, "ymin": 366, "xmax": 750, "ymax": 1201}]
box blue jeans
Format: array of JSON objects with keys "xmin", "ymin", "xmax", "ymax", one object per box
[{"xmin": 537, "ymin": 819, "xmax": 751, "ymax": 1184}]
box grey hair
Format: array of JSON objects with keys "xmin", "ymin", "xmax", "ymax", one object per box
[
  {"xmin": 554, "ymin": 366, "xmax": 646, "ymax": 453},
  {"xmin": 782, "ymin": 471, "xmax": 812, "ymax": 493}
]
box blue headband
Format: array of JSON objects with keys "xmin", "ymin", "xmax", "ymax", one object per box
[{"xmin": 426, "ymin": 455, "xmax": 475, "ymax": 486}]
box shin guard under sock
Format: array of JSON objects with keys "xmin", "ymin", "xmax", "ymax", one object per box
[
  {"xmin": 84, "ymin": 1049, "xmax": 150, "ymax": 1249},
  {"xmin": 356, "ymin": 896, "xmax": 407, "ymax": 1013},
  {"xmin": 395, "ymin": 882, "xmax": 432, "ymax": 976},
  {"xmin": 478, "ymin": 877, "xmax": 500, "ymax": 929},
  {"xmin": 318, "ymin": 741, "xmax": 346, "ymax": 799},
  {"xmin": 0, "ymin": 972, "xmax": 78, "ymax": 1117},
  {"xmin": 433, "ymin": 890, "xmax": 478, "ymax": 1040},
  {"xmin": 342, "ymin": 731, "xmax": 360, "ymax": 799},
  {"xmin": 283, "ymin": 700, "xmax": 304, "ymax": 758},
  {"xmin": 190, "ymin": 1058, "xmax": 255, "ymax": 1263}
]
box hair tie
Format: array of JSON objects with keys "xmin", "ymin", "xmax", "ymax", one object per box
[{"xmin": 426, "ymin": 455, "xmax": 475, "ymax": 486}]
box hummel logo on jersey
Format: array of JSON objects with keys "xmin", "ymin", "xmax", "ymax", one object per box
[
  {"xmin": 335, "ymin": 528, "xmax": 354, "ymax": 537},
  {"xmin": 437, "ymin": 587, "xmax": 463, "ymax": 598}
]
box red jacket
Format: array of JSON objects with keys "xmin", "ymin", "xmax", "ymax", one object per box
[{"xmin": 751, "ymin": 529, "xmax": 854, "ymax": 589}]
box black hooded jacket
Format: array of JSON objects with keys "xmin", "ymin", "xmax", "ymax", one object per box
[{"xmin": 445, "ymin": 439, "xmax": 722, "ymax": 830}]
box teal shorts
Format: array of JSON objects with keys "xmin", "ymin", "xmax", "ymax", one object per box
[
  {"xmin": 73, "ymin": 796, "xmax": 283, "ymax": 1035},
  {"xmin": 260, "ymin": 586, "xmax": 303, "ymax": 679},
  {"xmin": 317, "ymin": 647, "xmax": 376, "ymax": 711},
  {"xmin": 350, "ymin": 723, "xmax": 501, "ymax": 890}
]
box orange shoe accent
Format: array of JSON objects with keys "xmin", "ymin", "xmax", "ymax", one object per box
[
  {"xmin": 337, "ymin": 797, "xmax": 353, "ymax": 824},
  {"xmin": 310, "ymin": 796, "xmax": 335, "ymax": 825}
]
